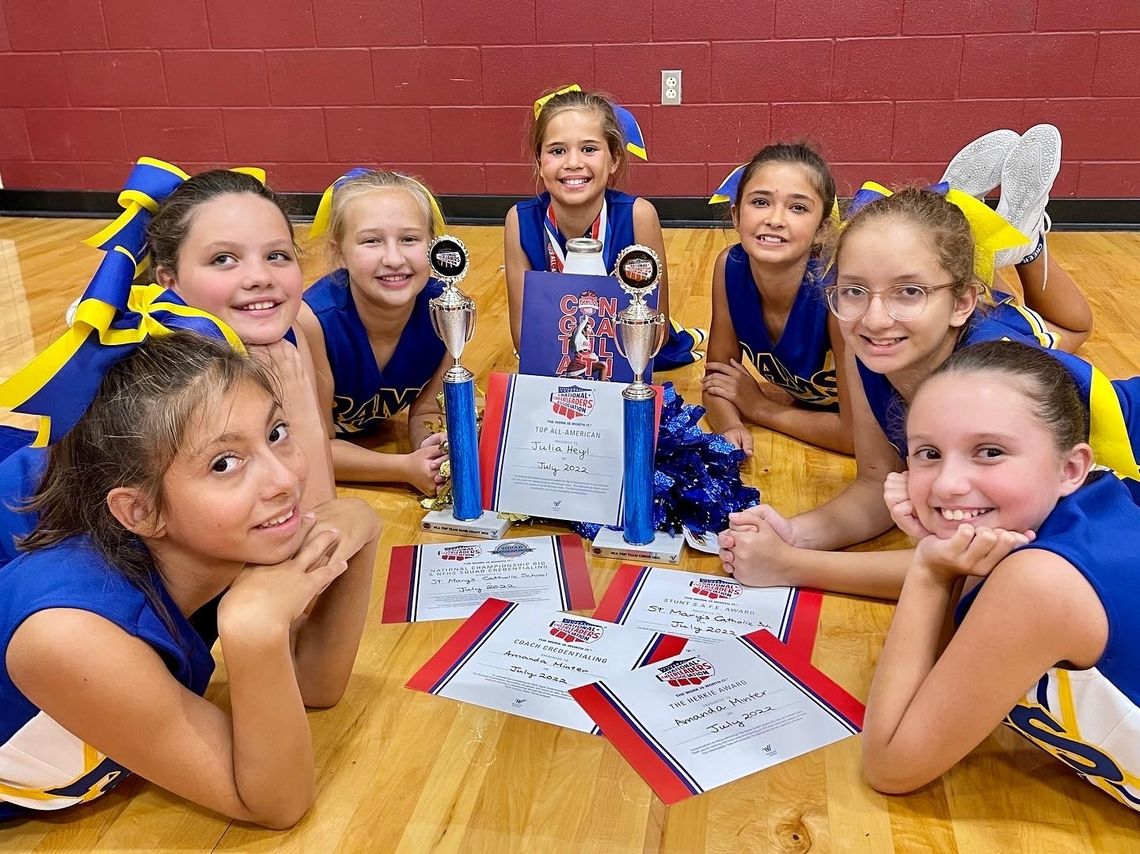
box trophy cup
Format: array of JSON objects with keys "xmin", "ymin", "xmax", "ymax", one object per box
[
  {"xmin": 591, "ymin": 245, "xmax": 684, "ymax": 563},
  {"xmin": 421, "ymin": 235, "xmax": 510, "ymax": 538}
]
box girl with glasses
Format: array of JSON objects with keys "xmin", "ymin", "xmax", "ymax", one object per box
[{"xmin": 718, "ymin": 188, "xmax": 1140, "ymax": 600}]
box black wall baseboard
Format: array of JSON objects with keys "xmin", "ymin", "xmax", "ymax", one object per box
[{"xmin": 1, "ymin": 189, "xmax": 1137, "ymax": 231}]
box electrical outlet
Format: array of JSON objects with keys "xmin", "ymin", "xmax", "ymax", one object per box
[{"xmin": 661, "ymin": 69, "xmax": 682, "ymax": 106}]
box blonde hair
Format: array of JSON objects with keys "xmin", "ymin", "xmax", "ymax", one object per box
[
  {"xmin": 528, "ymin": 87, "xmax": 629, "ymax": 186},
  {"xmin": 326, "ymin": 170, "xmax": 442, "ymax": 252}
]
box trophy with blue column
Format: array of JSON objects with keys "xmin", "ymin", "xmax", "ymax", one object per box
[
  {"xmin": 592, "ymin": 245, "xmax": 684, "ymax": 563},
  {"xmin": 421, "ymin": 235, "xmax": 510, "ymax": 538}
]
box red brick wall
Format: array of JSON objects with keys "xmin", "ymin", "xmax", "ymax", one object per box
[{"xmin": 0, "ymin": 0, "xmax": 1137, "ymax": 197}]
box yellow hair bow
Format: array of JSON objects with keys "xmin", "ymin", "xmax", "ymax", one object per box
[
  {"xmin": 309, "ymin": 167, "xmax": 446, "ymax": 240},
  {"xmin": 845, "ymin": 181, "xmax": 1028, "ymax": 286}
]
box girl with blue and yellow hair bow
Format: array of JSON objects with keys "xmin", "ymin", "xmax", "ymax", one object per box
[
  {"xmin": 0, "ymin": 159, "xmax": 340, "ymax": 562},
  {"xmin": 720, "ymin": 185, "xmax": 1140, "ymax": 602},
  {"xmin": 297, "ymin": 168, "xmax": 451, "ymax": 495},
  {"xmin": 702, "ymin": 142, "xmax": 851, "ymax": 457},
  {"xmin": 504, "ymin": 84, "xmax": 707, "ymax": 370}
]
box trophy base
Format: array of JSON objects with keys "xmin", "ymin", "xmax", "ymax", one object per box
[
  {"xmin": 421, "ymin": 508, "xmax": 511, "ymax": 540},
  {"xmin": 591, "ymin": 527, "xmax": 684, "ymax": 565}
]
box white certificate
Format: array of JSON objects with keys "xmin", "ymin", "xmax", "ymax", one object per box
[
  {"xmin": 592, "ymin": 565, "xmax": 821, "ymax": 656},
  {"xmin": 382, "ymin": 535, "xmax": 594, "ymax": 623},
  {"xmin": 571, "ymin": 629, "xmax": 864, "ymax": 804},
  {"xmin": 479, "ymin": 372, "xmax": 659, "ymax": 525},
  {"xmin": 407, "ymin": 599, "xmax": 686, "ymax": 734}
]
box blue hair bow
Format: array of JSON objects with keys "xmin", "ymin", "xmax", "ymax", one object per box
[{"xmin": 0, "ymin": 157, "xmax": 250, "ymax": 445}]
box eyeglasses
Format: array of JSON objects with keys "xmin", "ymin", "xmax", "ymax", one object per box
[{"xmin": 824, "ymin": 282, "xmax": 960, "ymax": 322}]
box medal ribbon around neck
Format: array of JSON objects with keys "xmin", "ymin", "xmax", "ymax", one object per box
[
  {"xmin": 543, "ymin": 196, "xmax": 608, "ymax": 272},
  {"xmin": 0, "ymin": 156, "xmax": 252, "ymax": 446},
  {"xmin": 309, "ymin": 167, "xmax": 446, "ymax": 240}
]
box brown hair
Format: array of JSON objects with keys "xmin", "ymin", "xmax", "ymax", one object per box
[
  {"xmin": 326, "ymin": 170, "xmax": 441, "ymax": 257},
  {"xmin": 916, "ymin": 339, "xmax": 1088, "ymax": 452},
  {"xmin": 733, "ymin": 141, "xmax": 836, "ymax": 220},
  {"xmin": 23, "ymin": 332, "xmax": 279, "ymax": 620},
  {"xmin": 528, "ymin": 87, "xmax": 629, "ymax": 186},
  {"xmin": 835, "ymin": 187, "xmax": 983, "ymax": 302},
  {"xmin": 146, "ymin": 170, "xmax": 295, "ymax": 275}
]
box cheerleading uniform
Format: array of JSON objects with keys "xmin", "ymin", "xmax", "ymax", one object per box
[
  {"xmin": 955, "ymin": 471, "xmax": 1140, "ymax": 811},
  {"xmin": 722, "ymin": 243, "xmax": 837, "ymax": 409},
  {"xmin": 515, "ymin": 189, "xmax": 706, "ymax": 370},
  {"xmin": 0, "ymin": 538, "xmax": 216, "ymax": 819},
  {"xmin": 303, "ymin": 269, "xmax": 446, "ymax": 435}
]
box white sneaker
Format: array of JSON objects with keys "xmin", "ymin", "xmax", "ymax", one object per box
[
  {"xmin": 941, "ymin": 129, "xmax": 1020, "ymax": 199},
  {"xmin": 995, "ymin": 123, "xmax": 1061, "ymax": 269}
]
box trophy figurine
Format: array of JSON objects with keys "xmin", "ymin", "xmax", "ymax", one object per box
[
  {"xmin": 421, "ymin": 235, "xmax": 510, "ymax": 538},
  {"xmin": 591, "ymin": 245, "xmax": 684, "ymax": 563}
]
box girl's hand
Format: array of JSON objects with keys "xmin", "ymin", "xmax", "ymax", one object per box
[
  {"xmin": 884, "ymin": 471, "xmax": 931, "ymax": 540},
  {"xmin": 309, "ymin": 497, "xmax": 380, "ymax": 566},
  {"xmin": 729, "ymin": 504, "xmax": 795, "ymax": 545},
  {"xmin": 718, "ymin": 512, "xmax": 798, "ymax": 587},
  {"xmin": 702, "ymin": 359, "xmax": 773, "ymax": 423},
  {"xmin": 914, "ymin": 524, "xmax": 1036, "ymax": 582},
  {"xmin": 419, "ymin": 431, "xmax": 447, "ymax": 451},
  {"xmin": 722, "ymin": 426, "xmax": 754, "ymax": 459},
  {"xmin": 219, "ymin": 517, "xmax": 349, "ymax": 635},
  {"xmin": 249, "ymin": 339, "xmax": 306, "ymax": 390},
  {"xmin": 405, "ymin": 441, "xmax": 447, "ymax": 495}
]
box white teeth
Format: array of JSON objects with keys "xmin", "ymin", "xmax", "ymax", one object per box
[
  {"xmin": 562, "ymin": 177, "xmax": 589, "ymax": 185},
  {"xmin": 868, "ymin": 337, "xmax": 903, "ymax": 346},
  {"xmin": 940, "ymin": 508, "xmax": 988, "ymax": 521},
  {"xmin": 258, "ymin": 509, "xmax": 294, "ymax": 529},
  {"xmin": 241, "ymin": 301, "xmax": 276, "ymax": 311},
  {"xmin": 758, "ymin": 235, "xmax": 785, "ymax": 243}
]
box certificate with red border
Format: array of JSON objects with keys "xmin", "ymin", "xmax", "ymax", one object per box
[
  {"xmin": 593, "ymin": 564, "xmax": 821, "ymax": 659},
  {"xmin": 407, "ymin": 598, "xmax": 686, "ymax": 734},
  {"xmin": 479, "ymin": 372, "xmax": 662, "ymax": 525},
  {"xmin": 382, "ymin": 534, "xmax": 593, "ymax": 623},
  {"xmin": 570, "ymin": 629, "xmax": 864, "ymax": 804}
]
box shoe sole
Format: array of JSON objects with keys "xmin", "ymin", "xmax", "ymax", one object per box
[
  {"xmin": 940, "ymin": 129, "xmax": 1020, "ymax": 198},
  {"xmin": 995, "ymin": 124, "xmax": 1062, "ymax": 267}
]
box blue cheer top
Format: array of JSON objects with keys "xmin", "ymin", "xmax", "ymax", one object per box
[
  {"xmin": 955, "ymin": 472, "xmax": 1140, "ymax": 811},
  {"xmin": 722, "ymin": 243, "xmax": 837, "ymax": 409},
  {"xmin": 0, "ymin": 443, "xmax": 47, "ymax": 566},
  {"xmin": 303, "ymin": 268, "xmax": 446, "ymax": 435},
  {"xmin": 515, "ymin": 188, "xmax": 705, "ymax": 369},
  {"xmin": 0, "ymin": 538, "xmax": 216, "ymax": 819}
]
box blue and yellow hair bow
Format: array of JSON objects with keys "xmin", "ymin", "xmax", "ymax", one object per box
[
  {"xmin": 844, "ymin": 181, "xmax": 1028, "ymax": 287},
  {"xmin": 534, "ymin": 84, "xmax": 648, "ymax": 161},
  {"xmin": 0, "ymin": 156, "xmax": 255, "ymax": 445},
  {"xmin": 710, "ymin": 163, "xmax": 842, "ymax": 227},
  {"xmin": 309, "ymin": 167, "xmax": 446, "ymax": 240},
  {"xmin": 83, "ymin": 157, "xmax": 266, "ymax": 275}
]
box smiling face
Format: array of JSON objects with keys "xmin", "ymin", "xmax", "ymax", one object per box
[
  {"xmin": 333, "ymin": 187, "xmax": 432, "ymax": 314},
  {"xmin": 905, "ymin": 371, "xmax": 1086, "ymax": 538},
  {"xmin": 154, "ymin": 380, "xmax": 308, "ymax": 573},
  {"xmin": 159, "ymin": 193, "xmax": 303, "ymax": 346},
  {"xmin": 732, "ymin": 161, "xmax": 826, "ymax": 265},
  {"xmin": 537, "ymin": 107, "xmax": 618, "ymax": 212},
  {"xmin": 836, "ymin": 217, "xmax": 977, "ymax": 384}
]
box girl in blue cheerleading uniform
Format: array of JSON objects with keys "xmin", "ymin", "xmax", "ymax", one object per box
[
  {"xmin": 701, "ymin": 143, "xmax": 849, "ymax": 455},
  {"xmin": 0, "ymin": 160, "xmax": 337, "ymax": 565},
  {"xmin": 504, "ymin": 85, "xmax": 705, "ymax": 371},
  {"xmin": 865, "ymin": 339, "xmax": 1140, "ymax": 811},
  {"xmin": 719, "ymin": 187, "xmax": 1140, "ymax": 599},
  {"xmin": 298, "ymin": 169, "xmax": 450, "ymax": 494},
  {"xmin": 0, "ymin": 332, "xmax": 378, "ymax": 824}
]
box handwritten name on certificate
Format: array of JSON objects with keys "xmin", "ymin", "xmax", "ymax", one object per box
[
  {"xmin": 479, "ymin": 372, "xmax": 660, "ymax": 525},
  {"xmin": 407, "ymin": 599, "xmax": 686, "ymax": 734},
  {"xmin": 571, "ymin": 630, "xmax": 864, "ymax": 804},
  {"xmin": 382, "ymin": 535, "xmax": 594, "ymax": 624},
  {"xmin": 593, "ymin": 565, "xmax": 821, "ymax": 658}
]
